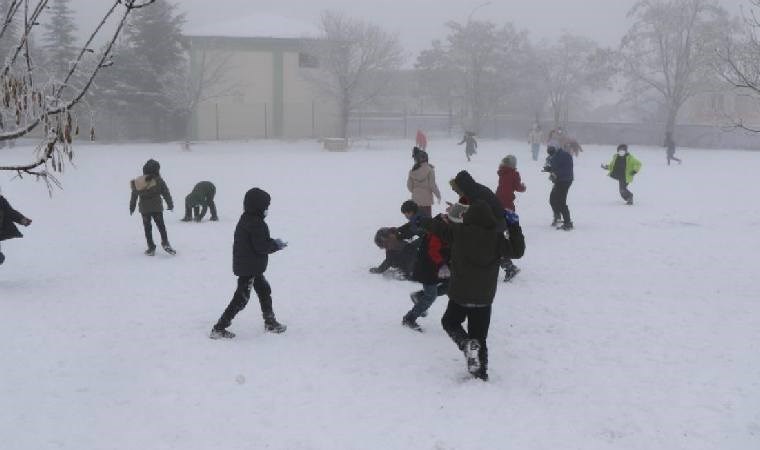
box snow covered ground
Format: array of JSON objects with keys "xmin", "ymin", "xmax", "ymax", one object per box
[{"xmin": 1, "ymin": 138, "xmax": 758, "ymax": 450}]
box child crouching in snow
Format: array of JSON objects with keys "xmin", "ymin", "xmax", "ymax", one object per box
[
  {"xmin": 369, "ymin": 227, "xmax": 418, "ymax": 280},
  {"xmin": 210, "ymin": 188, "xmax": 287, "ymax": 339},
  {"xmin": 423, "ymin": 200, "xmax": 525, "ymax": 381}
]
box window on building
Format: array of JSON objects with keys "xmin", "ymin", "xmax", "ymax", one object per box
[{"xmin": 299, "ymin": 52, "xmax": 319, "ymax": 69}]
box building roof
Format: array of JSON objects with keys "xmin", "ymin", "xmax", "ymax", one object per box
[{"xmin": 186, "ymin": 13, "xmax": 319, "ymax": 40}]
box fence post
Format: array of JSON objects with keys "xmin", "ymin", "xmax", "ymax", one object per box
[
  {"xmin": 403, "ymin": 106, "xmax": 408, "ymax": 138},
  {"xmin": 312, "ymin": 100, "xmax": 316, "ymax": 138},
  {"xmin": 264, "ymin": 103, "xmax": 269, "ymax": 139},
  {"xmin": 215, "ymin": 103, "xmax": 220, "ymax": 141}
]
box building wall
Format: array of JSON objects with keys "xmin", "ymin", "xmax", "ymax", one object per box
[{"xmin": 189, "ymin": 36, "xmax": 339, "ymax": 140}]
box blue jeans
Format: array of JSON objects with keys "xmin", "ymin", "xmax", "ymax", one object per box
[{"xmin": 409, "ymin": 281, "xmax": 448, "ymax": 319}]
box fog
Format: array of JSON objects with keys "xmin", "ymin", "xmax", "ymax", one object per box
[{"xmin": 69, "ymin": 0, "xmax": 746, "ymax": 56}]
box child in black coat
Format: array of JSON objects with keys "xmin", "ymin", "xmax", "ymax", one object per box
[
  {"xmin": 0, "ymin": 193, "xmax": 32, "ymax": 265},
  {"xmin": 210, "ymin": 188, "xmax": 287, "ymax": 339}
]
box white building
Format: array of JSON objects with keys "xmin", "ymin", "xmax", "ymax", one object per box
[{"xmin": 186, "ymin": 14, "xmax": 340, "ymax": 140}]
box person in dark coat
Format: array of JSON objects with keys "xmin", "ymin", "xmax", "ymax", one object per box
[
  {"xmin": 458, "ymin": 131, "xmax": 478, "ymax": 162},
  {"xmin": 543, "ymin": 147, "xmax": 574, "ymax": 230},
  {"xmin": 0, "ymin": 193, "xmax": 32, "ymax": 266},
  {"xmin": 182, "ymin": 181, "xmax": 218, "ymax": 222},
  {"xmin": 130, "ymin": 159, "xmax": 176, "ymax": 255},
  {"xmin": 664, "ymin": 131, "xmax": 682, "ymax": 166},
  {"xmin": 449, "ymin": 170, "xmax": 507, "ymax": 233},
  {"xmin": 370, "ymin": 227, "xmax": 418, "ymax": 280},
  {"xmin": 398, "ymin": 200, "xmax": 425, "ymax": 240},
  {"xmin": 210, "ymin": 188, "xmax": 288, "ymax": 339},
  {"xmin": 423, "ymin": 200, "xmax": 525, "ymax": 381},
  {"xmin": 402, "ymin": 214, "xmax": 450, "ymax": 332}
]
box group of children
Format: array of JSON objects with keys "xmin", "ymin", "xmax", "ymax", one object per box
[
  {"xmin": 126, "ymin": 160, "xmax": 287, "ymax": 337},
  {"xmin": 370, "ymin": 144, "xmax": 528, "ymax": 381}
]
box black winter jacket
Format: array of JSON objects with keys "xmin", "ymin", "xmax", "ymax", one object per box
[
  {"xmin": 452, "ymin": 171, "xmax": 507, "ymax": 233},
  {"xmin": 233, "ymin": 188, "xmax": 281, "ymax": 276},
  {"xmin": 424, "ymin": 201, "xmax": 504, "ymax": 306},
  {"xmin": 0, "ymin": 196, "xmax": 27, "ymax": 241},
  {"xmin": 412, "ymin": 216, "xmax": 450, "ymax": 285}
]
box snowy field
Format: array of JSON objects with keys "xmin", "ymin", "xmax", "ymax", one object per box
[{"xmin": 1, "ymin": 138, "xmax": 758, "ymax": 450}]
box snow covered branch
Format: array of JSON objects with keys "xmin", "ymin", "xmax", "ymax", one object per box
[{"xmin": 0, "ymin": 0, "xmax": 155, "ymax": 182}]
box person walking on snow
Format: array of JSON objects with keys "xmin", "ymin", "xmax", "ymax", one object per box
[
  {"xmin": 415, "ymin": 129, "xmax": 428, "ymax": 151},
  {"xmin": 601, "ymin": 144, "xmax": 641, "ymax": 205},
  {"xmin": 129, "ymin": 159, "xmax": 176, "ymax": 255},
  {"xmin": 664, "ymin": 131, "xmax": 682, "ymax": 166},
  {"xmin": 182, "ymin": 181, "xmax": 218, "ymax": 222},
  {"xmin": 0, "ymin": 191, "xmax": 32, "ymax": 266},
  {"xmin": 528, "ymin": 123, "xmax": 543, "ymax": 161},
  {"xmin": 407, "ymin": 148, "xmax": 441, "ymax": 218},
  {"xmin": 543, "ymin": 146, "xmax": 574, "ymax": 230},
  {"xmin": 210, "ymin": 188, "xmax": 287, "ymax": 339},
  {"xmin": 422, "ymin": 200, "xmax": 525, "ymax": 381},
  {"xmin": 495, "ymin": 155, "xmax": 526, "ymax": 281},
  {"xmin": 458, "ymin": 131, "xmax": 478, "ymax": 162}
]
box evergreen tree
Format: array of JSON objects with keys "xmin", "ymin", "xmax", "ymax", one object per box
[
  {"xmin": 42, "ymin": 0, "xmax": 78, "ymax": 81},
  {"xmin": 93, "ymin": 0, "xmax": 186, "ymax": 140}
]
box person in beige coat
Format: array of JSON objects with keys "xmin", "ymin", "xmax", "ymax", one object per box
[{"xmin": 407, "ymin": 148, "xmax": 441, "ymax": 218}]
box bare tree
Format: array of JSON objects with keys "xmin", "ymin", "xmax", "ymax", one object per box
[
  {"xmin": 0, "ymin": 0, "xmax": 155, "ymax": 190},
  {"xmin": 716, "ymin": 0, "xmax": 760, "ymax": 132},
  {"xmin": 535, "ymin": 34, "xmax": 617, "ymax": 127},
  {"xmin": 417, "ymin": 20, "xmax": 528, "ymax": 133},
  {"xmin": 167, "ymin": 48, "xmax": 238, "ymax": 148},
  {"xmin": 306, "ymin": 11, "xmax": 404, "ymax": 139},
  {"xmin": 620, "ymin": 0, "xmax": 732, "ymax": 137}
]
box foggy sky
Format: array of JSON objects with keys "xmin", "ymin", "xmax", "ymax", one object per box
[{"xmin": 68, "ymin": 0, "xmax": 747, "ymax": 58}]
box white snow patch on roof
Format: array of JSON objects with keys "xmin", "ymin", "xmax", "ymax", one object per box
[{"xmin": 186, "ymin": 13, "xmax": 319, "ymax": 39}]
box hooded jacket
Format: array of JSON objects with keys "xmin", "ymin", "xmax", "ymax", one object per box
[
  {"xmin": 424, "ymin": 201, "xmax": 502, "ymax": 306},
  {"xmin": 130, "ymin": 159, "xmax": 173, "ymax": 214},
  {"xmin": 233, "ymin": 188, "xmax": 281, "ymax": 276},
  {"xmin": 608, "ymin": 153, "xmax": 642, "ymax": 184},
  {"xmin": 452, "ymin": 171, "xmax": 507, "ymax": 232},
  {"xmin": 0, "ymin": 195, "xmax": 28, "ymax": 241},
  {"xmin": 495, "ymin": 166, "xmax": 526, "ymax": 211},
  {"xmin": 548, "ymin": 148, "xmax": 574, "ymax": 183},
  {"xmin": 407, "ymin": 162, "xmax": 441, "ymax": 207},
  {"xmin": 186, "ymin": 181, "xmax": 216, "ymax": 207}
]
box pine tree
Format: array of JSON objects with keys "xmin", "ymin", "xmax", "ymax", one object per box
[
  {"xmin": 42, "ymin": 0, "xmax": 78, "ymax": 81},
  {"xmin": 92, "ymin": 0, "xmax": 186, "ymax": 140}
]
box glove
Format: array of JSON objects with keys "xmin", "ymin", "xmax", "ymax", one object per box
[
  {"xmin": 21, "ymin": 218, "xmax": 32, "ymax": 226},
  {"xmin": 274, "ymin": 239, "xmax": 288, "ymax": 250},
  {"xmin": 437, "ymin": 265, "xmax": 451, "ymax": 279},
  {"xmin": 129, "ymin": 208, "xmax": 134, "ymax": 216},
  {"xmin": 504, "ymin": 210, "xmax": 519, "ymax": 225},
  {"xmin": 369, "ymin": 267, "xmax": 382, "ymax": 274}
]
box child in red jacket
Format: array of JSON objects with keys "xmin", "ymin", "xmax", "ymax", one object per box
[{"xmin": 495, "ymin": 155, "xmax": 526, "ymax": 281}]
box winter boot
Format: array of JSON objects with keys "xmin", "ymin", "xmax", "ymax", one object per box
[
  {"xmin": 551, "ymin": 216, "xmax": 562, "ymax": 227},
  {"xmin": 209, "ymin": 327, "xmax": 236, "ymax": 339},
  {"xmin": 409, "ymin": 291, "xmax": 428, "ymax": 318},
  {"xmin": 181, "ymin": 216, "xmax": 192, "ymax": 222},
  {"xmin": 264, "ymin": 315, "xmax": 287, "ymax": 333},
  {"xmin": 161, "ymin": 242, "xmax": 177, "ymax": 255},
  {"xmin": 402, "ymin": 313, "xmax": 423, "ymax": 333},
  {"xmin": 463, "ymin": 339, "xmax": 481, "ymax": 375},
  {"xmin": 503, "ymin": 265, "xmax": 521, "ymax": 282},
  {"xmin": 0, "ymin": 251, "xmax": 5, "ymax": 265},
  {"xmin": 145, "ymin": 247, "xmax": 156, "ymax": 256},
  {"xmin": 557, "ymin": 222, "xmax": 574, "ymax": 231},
  {"xmin": 626, "ymin": 196, "xmax": 634, "ymax": 206}
]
